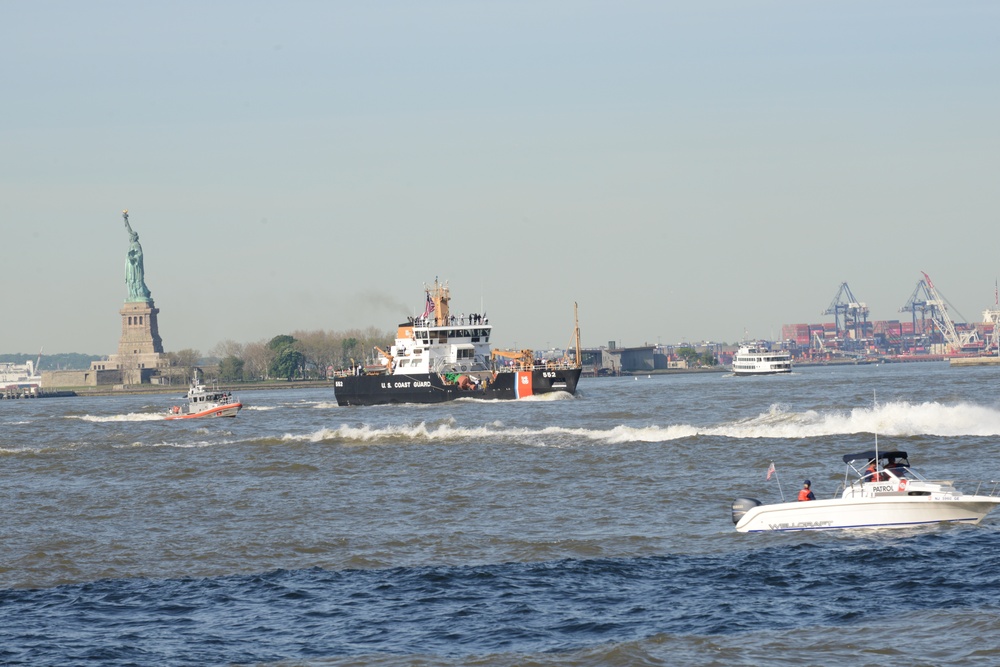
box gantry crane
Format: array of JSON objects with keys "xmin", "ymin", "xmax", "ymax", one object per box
[
  {"xmin": 899, "ymin": 277, "xmax": 939, "ymax": 348},
  {"xmin": 823, "ymin": 282, "xmax": 869, "ymax": 350}
]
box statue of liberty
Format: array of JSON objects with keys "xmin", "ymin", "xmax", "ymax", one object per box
[{"xmin": 123, "ymin": 210, "xmax": 152, "ymax": 301}]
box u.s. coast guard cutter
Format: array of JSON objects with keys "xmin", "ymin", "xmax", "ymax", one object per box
[{"xmin": 333, "ymin": 279, "xmax": 582, "ymax": 406}]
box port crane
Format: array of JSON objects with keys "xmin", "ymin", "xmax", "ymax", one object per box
[
  {"xmin": 899, "ymin": 278, "xmax": 940, "ymax": 348},
  {"xmin": 907, "ymin": 272, "xmax": 980, "ymax": 354},
  {"xmin": 823, "ymin": 282, "xmax": 869, "ymax": 350},
  {"xmin": 812, "ymin": 330, "xmax": 827, "ymax": 354}
]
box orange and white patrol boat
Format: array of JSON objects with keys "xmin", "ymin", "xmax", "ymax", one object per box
[{"xmin": 165, "ymin": 372, "xmax": 241, "ymax": 419}]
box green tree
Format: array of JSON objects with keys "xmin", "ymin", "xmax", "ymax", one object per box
[
  {"xmin": 699, "ymin": 352, "xmax": 718, "ymax": 367},
  {"xmin": 267, "ymin": 334, "xmax": 297, "ymax": 351},
  {"xmin": 676, "ymin": 347, "xmax": 700, "ymax": 366},
  {"xmin": 218, "ymin": 355, "xmax": 245, "ymax": 382},
  {"xmin": 270, "ymin": 346, "xmax": 305, "ymax": 379}
]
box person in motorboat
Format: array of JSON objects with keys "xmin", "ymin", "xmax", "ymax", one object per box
[
  {"xmin": 798, "ymin": 480, "xmax": 815, "ymax": 501},
  {"xmin": 865, "ymin": 459, "xmax": 884, "ymax": 483},
  {"xmin": 886, "ymin": 457, "xmax": 906, "ymax": 477}
]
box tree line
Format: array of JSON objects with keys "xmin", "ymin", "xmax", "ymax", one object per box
[
  {"xmin": 674, "ymin": 347, "xmax": 719, "ymax": 368},
  {"xmin": 199, "ymin": 326, "xmax": 392, "ymax": 382}
]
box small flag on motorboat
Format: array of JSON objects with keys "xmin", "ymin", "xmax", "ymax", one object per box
[{"xmin": 766, "ymin": 462, "xmax": 775, "ymax": 480}]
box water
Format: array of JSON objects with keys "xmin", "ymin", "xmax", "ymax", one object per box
[{"xmin": 3, "ymin": 362, "xmax": 1000, "ymax": 665}]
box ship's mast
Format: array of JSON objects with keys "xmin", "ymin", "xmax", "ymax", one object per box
[
  {"xmin": 574, "ymin": 302, "xmax": 581, "ymax": 368},
  {"xmin": 427, "ymin": 278, "xmax": 450, "ymax": 327}
]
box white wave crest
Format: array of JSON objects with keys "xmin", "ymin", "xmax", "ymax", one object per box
[
  {"xmin": 456, "ymin": 391, "xmax": 577, "ymax": 403},
  {"xmin": 703, "ymin": 401, "xmax": 1000, "ymax": 439},
  {"xmin": 282, "ymin": 400, "xmax": 1000, "ymax": 445},
  {"xmin": 281, "ymin": 420, "xmax": 700, "ymax": 446},
  {"xmin": 76, "ymin": 413, "xmax": 167, "ymax": 422},
  {"xmin": 121, "ymin": 439, "xmax": 231, "ymax": 448}
]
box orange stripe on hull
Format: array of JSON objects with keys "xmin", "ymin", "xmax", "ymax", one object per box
[
  {"xmin": 515, "ymin": 372, "xmax": 533, "ymax": 399},
  {"xmin": 165, "ymin": 403, "xmax": 242, "ymax": 420}
]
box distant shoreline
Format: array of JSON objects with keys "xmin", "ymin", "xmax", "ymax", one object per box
[
  {"xmin": 50, "ymin": 380, "xmax": 335, "ymax": 398},
  {"xmin": 35, "ymin": 355, "xmax": 973, "ymax": 397}
]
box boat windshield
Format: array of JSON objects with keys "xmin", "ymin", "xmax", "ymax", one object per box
[
  {"xmin": 883, "ymin": 466, "xmax": 925, "ymax": 482},
  {"xmin": 843, "ymin": 451, "xmax": 912, "ymax": 481}
]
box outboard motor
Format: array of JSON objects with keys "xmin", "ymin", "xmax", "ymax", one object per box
[{"xmin": 732, "ymin": 497, "xmax": 762, "ymax": 524}]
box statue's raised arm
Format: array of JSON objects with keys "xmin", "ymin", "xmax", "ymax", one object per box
[
  {"xmin": 123, "ymin": 209, "xmax": 136, "ymax": 237},
  {"xmin": 122, "ymin": 209, "xmax": 152, "ymax": 301}
]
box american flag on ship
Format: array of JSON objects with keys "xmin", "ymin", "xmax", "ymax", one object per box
[{"xmin": 422, "ymin": 293, "xmax": 435, "ymax": 318}]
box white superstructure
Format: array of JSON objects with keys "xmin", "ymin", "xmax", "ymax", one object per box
[
  {"xmin": 0, "ymin": 360, "xmax": 41, "ymax": 387},
  {"xmin": 378, "ymin": 282, "xmax": 494, "ymax": 377}
]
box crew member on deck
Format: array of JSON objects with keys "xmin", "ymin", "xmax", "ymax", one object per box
[{"xmin": 798, "ymin": 480, "xmax": 816, "ymax": 501}]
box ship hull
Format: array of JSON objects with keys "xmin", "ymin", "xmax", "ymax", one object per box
[
  {"xmin": 732, "ymin": 369, "xmax": 792, "ymax": 377},
  {"xmin": 333, "ymin": 368, "xmax": 581, "ymax": 406}
]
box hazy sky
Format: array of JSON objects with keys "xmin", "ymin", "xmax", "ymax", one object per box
[{"xmin": 3, "ymin": 1, "xmax": 998, "ymax": 355}]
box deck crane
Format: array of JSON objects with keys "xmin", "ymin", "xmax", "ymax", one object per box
[
  {"xmin": 823, "ymin": 282, "xmax": 869, "ymax": 350},
  {"xmin": 914, "ymin": 271, "xmax": 980, "ymax": 354}
]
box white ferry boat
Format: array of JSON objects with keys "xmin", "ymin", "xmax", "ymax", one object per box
[
  {"xmin": 1, "ymin": 359, "xmax": 43, "ymax": 397},
  {"xmin": 731, "ymin": 343, "xmax": 792, "ymax": 376},
  {"xmin": 1, "ymin": 359, "xmax": 41, "ymax": 386},
  {"xmin": 333, "ymin": 279, "xmax": 582, "ymax": 406}
]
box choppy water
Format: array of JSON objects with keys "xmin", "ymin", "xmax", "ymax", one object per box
[{"xmin": 4, "ymin": 362, "xmax": 1000, "ymax": 665}]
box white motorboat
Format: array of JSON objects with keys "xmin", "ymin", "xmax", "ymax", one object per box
[
  {"xmin": 733, "ymin": 450, "xmax": 1000, "ymax": 532},
  {"xmin": 731, "ymin": 343, "xmax": 791, "ymax": 376},
  {"xmin": 165, "ymin": 372, "xmax": 241, "ymax": 420}
]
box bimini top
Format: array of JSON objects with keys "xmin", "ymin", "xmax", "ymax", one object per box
[{"xmin": 842, "ymin": 450, "xmax": 908, "ymax": 464}]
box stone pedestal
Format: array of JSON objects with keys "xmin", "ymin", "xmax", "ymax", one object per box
[
  {"xmin": 118, "ymin": 300, "xmax": 164, "ymax": 357},
  {"xmin": 90, "ymin": 299, "xmax": 169, "ymax": 384}
]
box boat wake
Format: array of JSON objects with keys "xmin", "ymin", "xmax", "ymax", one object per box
[
  {"xmin": 75, "ymin": 413, "xmax": 167, "ymax": 423},
  {"xmin": 284, "ymin": 401, "xmax": 1000, "ymax": 445},
  {"xmin": 456, "ymin": 391, "xmax": 577, "ymax": 403}
]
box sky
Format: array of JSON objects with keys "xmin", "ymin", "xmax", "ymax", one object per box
[{"xmin": 3, "ymin": 1, "xmax": 999, "ymax": 355}]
